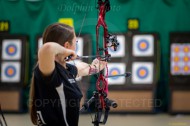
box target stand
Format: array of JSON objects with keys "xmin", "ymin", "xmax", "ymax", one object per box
[{"xmin": 0, "ymin": 34, "xmax": 29, "ymax": 112}]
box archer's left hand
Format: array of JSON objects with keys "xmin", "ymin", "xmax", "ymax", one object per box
[{"xmin": 91, "ymin": 58, "xmax": 107, "ymax": 72}]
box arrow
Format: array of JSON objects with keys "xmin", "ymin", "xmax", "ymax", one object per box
[{"xmin": 106, "ymin": 72, "xmax": 131, "ymax": 78}]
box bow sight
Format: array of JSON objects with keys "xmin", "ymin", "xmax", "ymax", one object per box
[
  {"xmin": 98, "ymin": 33, "xmax": 119, "ymax": 55},
  {"xmin": 106, "ymin": 33, "xmax": 119, "ymax": 51}
]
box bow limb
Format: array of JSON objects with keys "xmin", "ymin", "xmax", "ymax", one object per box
[{"xmin": 96, "ymin": 0, "xmax": 109, "ymax": 96}]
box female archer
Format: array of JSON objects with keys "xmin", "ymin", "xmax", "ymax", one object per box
[{"xmin": 29, "ymin": 23, "xmax": 107, "ymax": 126}]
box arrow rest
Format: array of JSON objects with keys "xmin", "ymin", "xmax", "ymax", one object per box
[
  {"xmin": 99, "ymin": 54, "xmax": 111, "ymax": 61},
  {"xmin": 98, "ymin": 47, "xmax": 108, "ymax": 52}
]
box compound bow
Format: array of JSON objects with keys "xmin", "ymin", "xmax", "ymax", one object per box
[
  {"xmin": 79, "ymin": 0, "xmax": 118, "ymax": 126},
  {"xmin": 76, "ymin": 0, "xmax": 130, "ymax": 126}
]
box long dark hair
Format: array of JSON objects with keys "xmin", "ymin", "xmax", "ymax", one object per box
[
  {"xmin": 29, "ymin": 23, "xmax": 74, "ymax": 125},
  {"xmin": 42, "ymin": 23, "xmax": 74, "ymax": 45}
]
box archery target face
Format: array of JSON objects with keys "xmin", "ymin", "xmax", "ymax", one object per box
[
  {"xmin": 1, "ymin": 62, "xmax": 21, "ymax": 82},
  {"xmin": 132, "ymin": 34, "xmax": 154, "ymax": 57},
  {"xmin": 76, "ymin": 37, "xmax": 83, "ymax": 56},
  {"xmin": 38, "ymin": 37, "xmax": 43, "ymax": 50},
  {"xmin": 132, "ymin": 62, "xmax": 153, "ymax": 84},
  {"xmin": 171, "ymin": 43, "xmax": 190, "ymax": 75},
  {"xmin": 2, "ymin": 39, "xmax": 22, "ymax": 60},
  {"xmin": 108, "ymin": 35, "xmax": 125, "ymax": 57},
  {"xmin": 106, "ymin": 63, "xmax": 126, "ymax": 85}
]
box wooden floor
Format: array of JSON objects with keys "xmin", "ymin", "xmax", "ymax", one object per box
[{"xmin": 2, "ymin": 113, "xmax": 190, "ymax": 126}]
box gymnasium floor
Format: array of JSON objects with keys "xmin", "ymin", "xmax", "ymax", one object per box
[{"xmin": 3, "ymin": 113, "xmax": 190, "ymax": 126}]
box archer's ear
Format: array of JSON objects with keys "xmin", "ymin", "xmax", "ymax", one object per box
[{"xmin": 64, "ymin": 42, "xmax": 70, "ymax": 48}]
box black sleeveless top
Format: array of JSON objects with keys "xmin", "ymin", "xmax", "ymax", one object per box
[{"xmin": 34, "ymin": 62, "xmax": 83, "ymax": 126}]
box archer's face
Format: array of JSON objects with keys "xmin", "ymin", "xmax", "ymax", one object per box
[
  {"xmin": 71, "ymin": 35, "xmax": 77, "ymax": 51},
  {"xmin": 66, "ymin": 33, "xmax": 76, "ymax": 51}
]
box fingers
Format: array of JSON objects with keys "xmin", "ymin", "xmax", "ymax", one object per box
[
  {"xmin": 93, "ymin": 58, "xmax": 99, "ymax": 64},
  {"xmin": 99, "ymin": 60, "xmax": 107, "ymax": 70},
  {"xmin": 66, "ymin": 50, "xmax": 77, "ymax": 61},
  {"xmin": 61, "ymin": 49, "xmax": 77, "ymax": 61},
  {"xmin": 70, "ymin": 55, "xmax": 77, "ymax": 60},
  {"xmin": 70, "ymin": 51, "xmax": 77, "ymax": 60},
  {"xmin": 92, "ymin": 58, "xmax": 107, "ymax": 71}
]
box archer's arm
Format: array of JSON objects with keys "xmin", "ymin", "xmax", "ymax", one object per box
[
  {"xmin": 38, "ymin": 42, "xmax": 77, "ymax": 76},
  {"xmin": 75, "ymin": 58, "xmax": 107, "ymax": 77}
]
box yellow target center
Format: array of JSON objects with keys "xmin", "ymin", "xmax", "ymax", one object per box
[
  {"xmin": 174, "ymin": 47, "xmax": 179, "ymax": 52},
  {"xmin": 139, "ymin": 69, "xmax": 146, "ymax": 76},
  {"xmin": 184, "ymin": 47, "xmax": 189, "ymax": 53},
  {"xmin": 111, "ymin": 70, "xmax": 118, "ymax": 75},
  {"xmin": 8, "ymin": 68, "xmax": 14, "ymax": 75},
  {"xmin": 184, "ymin": 66, "xmax": 189, "ymax": 72},
  {"xmin": 140, "ymin": 42, "xmax": 146, "ymax": 49},
  {"xmin": 174, "ymin": 66, "xmax": 179, "ymax": 72},
  {"xmin": 184, "ymin": 56, "xmax": 189, "ymax": 62},
  {"xmin": 174, "ymin": 56, "xmax": 179, "ymax": 62},
  {"xmin": 9, "ymin": 47, "xmax": 15, "ymax": 53}
]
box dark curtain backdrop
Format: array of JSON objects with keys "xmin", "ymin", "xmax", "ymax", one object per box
[{"xmin": 1, "ymin": 0, "xmax": 190, "ymax": 111}]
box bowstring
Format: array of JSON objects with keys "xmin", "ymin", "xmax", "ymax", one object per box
[{"xmin": 71, "ymin": 0, "xmax": 96, "ymax": 123}]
